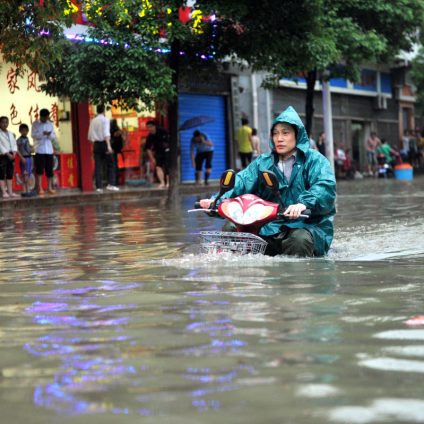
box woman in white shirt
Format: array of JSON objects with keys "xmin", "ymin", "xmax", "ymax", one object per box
[{"xmin": 0, "ymin": 116, "xmax": 19, "ymax": 198}]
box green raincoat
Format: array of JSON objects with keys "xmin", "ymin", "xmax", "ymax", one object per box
[{"xmin": 219, "ymin": 106, "xmax": 336, "ymax": 256}]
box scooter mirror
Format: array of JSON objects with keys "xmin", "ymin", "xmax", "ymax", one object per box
[
  {"xmin": 261, "ymin": 170, "xmax": 279, "ymax": 193},
  {"xmin": 262, "ymin": 170, "xmax": 285, "ymax": 207},
  {"xmin": 211, "ymin": 169, "xmax": 236, "ymax": 209},
  {"xmin": 219, "ymin": 169, "xmax": 236, "ymax": 194}
]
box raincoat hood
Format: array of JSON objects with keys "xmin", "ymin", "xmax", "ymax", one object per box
[{"xmin": 269, "ymin": 106, "xmax": 310, "ymax": 154}]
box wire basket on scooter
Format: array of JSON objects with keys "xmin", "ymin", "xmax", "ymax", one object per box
[{"xmin": 199, "ymin": 231, "xmax": 268, "ymax": 255}]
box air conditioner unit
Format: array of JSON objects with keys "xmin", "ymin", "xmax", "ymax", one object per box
[{"xmin": 374, "ymin": 94, "xmax": 388, "ymax": 110}]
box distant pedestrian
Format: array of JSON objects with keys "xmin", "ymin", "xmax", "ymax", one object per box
[
  {"xmin": 342, "ymin": 148, "xmax": 354, "ymax": 179},
  {"xmin": 317, "ymin": 131, "xmax": 326, "ymax": 157},
  {"xmin": 145, "ymin": 120, "xmax": 170, "ymax": 189},
  {"xmin": 0, "ymin": 116, "xmax": 19, "ymax": 198},
  {"xmin": 365, "ymin": 131, "xmax": 381, "ymax": 176},
  {"xmin": 377, "ymin": 138, "xmax": 400, "ymax": 168},
  {"xmin": 190, "ymin": 129, "xmax": 213, "ymax": 185},
  {"xmin": 16, "ymin": 123, "xmax": 34, "ymax": 197},
  {"xmin": 334, "ymin": 142, "xmax": 347, "ymax": 178},
  {"xmin": 235, "ymin": 117, "xmax": 253, "ymax": 169},
  {"xmin": 408, "ymin": 130, "xmax": 419, "ymax": 167},
  {"xmin": 110, "ymin": 119, "xmax": 126, "ymax": 185},
  {"xmin": 88, "ymin": 105, "xmax": 119, "ymax": 192},
  {"xmin": 251, "ymin": 128, "xmax": 262, "ymax": 158},
  {"xmin": 309, "ymin": 136, "xmax": 318, "ymax": 150},
  {"xmin": 31, "ymin": 108, "xmax": 58, "ymax": 195},
  {"xmin": 400, "ymin": 129, "xmax": 410, "ymax": 162},
  {"xmin": 417, "ymin": 129, "xmax": 424, "ymax": 168}
]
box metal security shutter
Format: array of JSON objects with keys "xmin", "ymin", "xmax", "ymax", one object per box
[{"xmin": 179, "ymin": 93, "xmax": 227, "ymax": 182}]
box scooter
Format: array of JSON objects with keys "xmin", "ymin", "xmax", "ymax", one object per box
[
  {"xmin": 188, "ymin": 169, "xmax": 310, "ymax": 255},
  {"xmin": 376, "ymin": 153, "xmax": 393, "ymax": 178}
]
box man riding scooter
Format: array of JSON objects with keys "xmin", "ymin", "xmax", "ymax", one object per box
[{"xmin": 199, "ymin": 106, "xmax": 336, "ymax": 257}]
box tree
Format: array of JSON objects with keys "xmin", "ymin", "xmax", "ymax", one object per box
[
  {"xmin": 0, "ymin": 1, "xmax": 75, "ymax": 77},
  {"xmin": 5, "ymin": 1, "xmax": 420, "ymax": 199},
  {"xmin": 295, "ymin": 0, "xmax": 424, "ymax": 136},
  {"xmin": 35, "ymin": 0, "xmax": 320, "ymax": 201}
]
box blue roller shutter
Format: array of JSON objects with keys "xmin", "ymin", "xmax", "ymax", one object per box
[{"xmin": 179, "ymin": 93, "xmax": 228, "ymax": 182}]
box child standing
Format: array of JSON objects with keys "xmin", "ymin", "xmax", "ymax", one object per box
[{"xmin": 16, "ymin": 123, "xmax": 35, "ymax": 197}]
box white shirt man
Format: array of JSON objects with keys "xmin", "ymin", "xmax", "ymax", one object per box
[
  {"xmin": 87, "ymin": 105, "xmax": 119, "ymax": 192},
  {"xmin": 88, "ymin": 113, "xmax": 111, "ymax": 150}
]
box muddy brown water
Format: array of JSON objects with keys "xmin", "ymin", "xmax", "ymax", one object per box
[{"xmin": 0, "ymin": 177, "xmax": 423, "ymax": 423}]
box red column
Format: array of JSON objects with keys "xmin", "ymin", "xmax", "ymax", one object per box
[{"xmin": 71, "ymin": 102, "xmax": 93, "ymax": 192}]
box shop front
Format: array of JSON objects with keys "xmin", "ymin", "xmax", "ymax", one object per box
[
  {"xmin": 0, "ymin": 58, "xmax": 78, "ymax": 192},
  {"xmin": 1, "ymin": 52, "xmax": 233, "ymax": 192},
  {"xmin": 0, "ymin": 57, "xmax": 158, "ymax": 193}
]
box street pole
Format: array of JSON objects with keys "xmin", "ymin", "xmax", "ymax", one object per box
[
  {"xmin": 322, "ymin": 79, "xmax": 335, "ymax": 172},
  {"xmin": 251, "ymin": 73, "xmax": 259, "ymax": 129}
]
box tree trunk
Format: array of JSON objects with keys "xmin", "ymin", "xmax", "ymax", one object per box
[
  {"xmin": 305, "ymin": 69, "xmax": 317, "ymax": 138},
  {"xmin": 167, "ymin": 39, "xmax": 180, "ymax": 205}
]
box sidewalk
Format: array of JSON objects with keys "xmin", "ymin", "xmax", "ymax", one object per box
[{"xmin": 0, "ymin": 183, "xmax": 220, "ymax": 211}]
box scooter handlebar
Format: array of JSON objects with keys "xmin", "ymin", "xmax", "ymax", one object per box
[
  {"xmin": 278, "ymin": 208, "xmax": 311, "ymax": 219},
  {"xmin": 303, "ymin": 209, "xmax": 311, "ymax": 217},
  {"xmin": 190, "ymin": 201, "xmax": 218, "ymax": 216},
  {"xmin": 191, "ymin": 201, "xmax": 309, "ymax": 218}
]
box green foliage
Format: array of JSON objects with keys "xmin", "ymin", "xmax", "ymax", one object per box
[
  {"xmin": 40, "ymin": 1, "xmax": 221, "ymax": 109},
  {"xmin": 205, "ymin": 0, "xmax": 424, "ymax": 82},
  {"xmin": 200, "ymin": 0, "xmax": 328, "ymax": 75},
  {"xmin": 0, "ymin": 1, "xmax": 76, "ymax": 76},
  {"xmin": 323, "ymin": 0, "xmax": 424, "ymax": 82},
  {"xmin": 41, "ymin": 27, "xmax": 175, "ymax": 111},
  {"xmin": 1, "ymin": 0, "xmax": 423, "ymax": 108}
]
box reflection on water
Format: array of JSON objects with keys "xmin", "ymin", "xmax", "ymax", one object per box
[{"xmin": 0, "ymin": 178, "xmax": 423, "ymax": 423}]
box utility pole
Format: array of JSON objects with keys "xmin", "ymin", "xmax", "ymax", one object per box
[{"xmin": 321, "ymin": 79, "xmax": 335, "ymax": 172}]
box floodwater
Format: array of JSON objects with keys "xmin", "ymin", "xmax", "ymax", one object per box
[{"xmin": 0, "ymin": 177, "xmax": 424, "ymax": 424}]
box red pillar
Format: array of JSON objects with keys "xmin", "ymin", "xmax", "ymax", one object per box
[{"xmin": 71, "ymin": 102, "xmax": 93, "ymax": 192}]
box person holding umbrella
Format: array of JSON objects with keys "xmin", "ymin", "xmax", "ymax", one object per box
[{"xmin": 190, "ymin": 130, "xmax": 214, "ymax": 185}]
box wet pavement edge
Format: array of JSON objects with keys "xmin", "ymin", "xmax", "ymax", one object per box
[{"xmin": 0, "ymin": 183, "xmax": 220, "ymax": 211}]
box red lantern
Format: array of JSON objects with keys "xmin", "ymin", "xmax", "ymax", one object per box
[{"xmin": 178, "ymin": 6, "xmax": 192, "ymax": 24}]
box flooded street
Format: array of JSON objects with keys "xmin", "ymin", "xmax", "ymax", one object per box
[{"xmin": 1, "ymin": 177, "xmax": 424, "ymax": 424}]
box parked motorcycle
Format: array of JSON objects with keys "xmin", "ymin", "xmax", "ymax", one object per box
[{"xmin": 188, "ymin": 169, "xmax": 310, "ymax": 255}]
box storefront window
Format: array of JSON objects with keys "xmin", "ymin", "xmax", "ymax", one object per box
[{"xmin": 88, "ymin": 103, "xmax": 155, "ymax": 184}]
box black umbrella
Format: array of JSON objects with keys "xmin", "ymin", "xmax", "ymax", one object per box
[{"xmin": 179, "ymin": 115, "xmax": 215, "ymax": 131}]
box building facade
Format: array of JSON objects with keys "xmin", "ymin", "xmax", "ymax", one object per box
[{"xmin": 230, "ymin": 64, "xmax": 417, "ymax": 173}]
